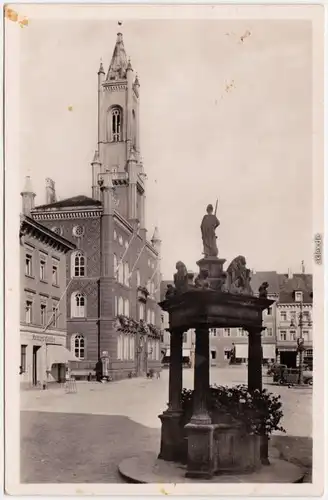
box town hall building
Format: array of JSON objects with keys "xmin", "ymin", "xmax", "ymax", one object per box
[{"xmin": 28, "ymin": 31, "xmax": 162, "ymax": 380}]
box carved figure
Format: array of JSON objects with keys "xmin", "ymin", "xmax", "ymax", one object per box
[
  {"xmin": 259, "ymin": 281, "xmax": 269, "ymax": 298},
  {"xmin": 173, "ymin": 261, "xmax": 189, "ymax": 294},
  {"xmin": 195, "ymin": 269, "xmax": 210, "ymax": 289},
  {"xmin": 165, "ymin": 284, "xmax": 176, "ymax": 299},
  {"xmin": 201, "ymin": 204, "xmax": 220, "ymax": 257},
  {"xmin": 226, "ymin": 255, "xmax": 253, "ymax": 295}
]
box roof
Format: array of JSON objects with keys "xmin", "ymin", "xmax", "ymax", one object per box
[
  {"xmin": 20, "ymin": 214, "xmax": 76, "ymax": 252},
  {"xmin": 106, "ymin": 32, "xmax": 129, "ymax": 81},
  {"xmin": 278, "ymin": 273, "xmax": 313, "ymax": 304},
  {"xmin": 250, "ymin": 271, "xmax": 281, "ymax": 296},
  {"xmin": 34, "ymin": 195, "xmax": 102, "ymax": 210}
]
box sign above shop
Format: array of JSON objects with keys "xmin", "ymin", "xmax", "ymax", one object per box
[{"xmin": 32, "ymin": 334, "xmax": 56, "ymax": 344}]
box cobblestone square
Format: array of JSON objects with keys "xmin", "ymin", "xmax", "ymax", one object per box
[{"xmin": 21, "ymin": 367, "xmax": 312, "ymax": 483}]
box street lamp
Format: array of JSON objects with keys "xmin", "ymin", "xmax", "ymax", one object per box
[{"xmin": 290, "ymin": 300, "xmax": 311, "ymax": 385}]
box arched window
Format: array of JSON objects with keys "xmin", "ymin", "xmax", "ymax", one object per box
[
  {"xmin": 72, "ymin": 251, "xmax": 85, "ymax": 277},
  {"xmin": 118, "ymin": 296, "xmax": 124, "ymax": 315},
  {"xmin": 71, "ymin": 334, "xmax": 85, "ymax": 359},
  {"xmin": 71, "ymin": 292, "xmax": 86, "ymax": 318},
  {"xmin": 124, "ymin": 262, "xmax": 130, "ymax": 287},
  {"xmin": 136, "ymin": 270, "xmax": 141, "ymax": 287},
  {"xmin": 130, "ymin": 336, "xmax": 135, "ymax": 360},
  {"xmin": 139, "ymin": 303, "xmax": 145, "ymax": 321},
  {"xmin": 147, "ymin": 309, "xmax": 151, "ymax": 324},
  {"xmin": 117, "ymin": 333, "xmax": 123, "ymax": 360},
  {"xmin": 132, "ymin": 109, "xmax": 136, "ymax": 147},
  {"xmin": 111, "ymin": 107, "xmax": 122, "ymax": 142},
  {"xmin": 118, "ymin": 262, "xmax": 124, "ymax": 284},
  {"xmin": 124, "ymin": 299, "xmax": 130, "ymax": 317},
  {"xmin": 113, "ymin": 254, "xmax": 118, "ymax": 279}
]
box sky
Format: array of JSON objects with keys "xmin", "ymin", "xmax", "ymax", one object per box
[{"xmin": 19, "ymin": 15, "xmax": 313, "ymax": 280}]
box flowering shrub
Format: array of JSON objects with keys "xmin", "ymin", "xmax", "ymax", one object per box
[{"xmin": 181, "ymin": 384, "xmax": 286, "ymax": 436}]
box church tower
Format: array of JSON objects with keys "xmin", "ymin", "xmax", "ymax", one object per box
[{"xmin": 93, "ymin": 32, "xmax": 146, "ymax": 229}]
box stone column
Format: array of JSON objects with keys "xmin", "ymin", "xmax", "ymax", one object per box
[
  {"xmin": 190, "ymin": 328, "xmax": 211, "ymax": 424},
  {"xmin": 247, "ymin": 326, "xmax": 269, "ymax": 465},
  {"xmin": 158, "ymin": 329, "xmax": 185, "ymax": 462},
  {"xmin": 185, "ymin": 327, "xmax": 214, "ymax": 479},
  {"xmin": 247, "ymin": 326, "xmax": 263, "ymax": 391}
]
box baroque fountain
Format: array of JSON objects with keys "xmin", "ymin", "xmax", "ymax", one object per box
[{"xmin": 118, "ymin": 204, "xmax": 305, "ymax": 483}]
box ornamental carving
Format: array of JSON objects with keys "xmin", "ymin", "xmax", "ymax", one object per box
[{"xmin": 225, "ymin": 255, "xmax": 253, "ymax": 296}]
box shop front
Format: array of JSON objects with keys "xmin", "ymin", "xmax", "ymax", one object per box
[
  {"xmin": 234, "ymin": 343, "xmax": 276, "ymax": 365},
  {"xmin": 20, "ymin": 329, "xmax": 77, "ymax": 388}
]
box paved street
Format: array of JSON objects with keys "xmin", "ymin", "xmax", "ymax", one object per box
[{"xmin": 21, "ymin": 367, "xmax": 312, "ymax": 483}]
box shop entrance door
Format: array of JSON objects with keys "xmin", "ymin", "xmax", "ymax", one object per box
[{"xmin": 32, "ymin": 346, "xmax": 41, "ymax": 385}]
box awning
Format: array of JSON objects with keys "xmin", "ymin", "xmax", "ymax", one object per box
[
  {"xmin": 46, "ymin": 344, "xmax": 78, "ymax": 369},
  {"xmin": 162, "ymin": 349, "xmax": 190, "ymax": 358},
  {"xmin": 262, "ymin": 344, "xmax": 275, "ymax": 359},
  {"xmin": 235, "ymin": 344, "xmax": 248, "ymax": 358}
]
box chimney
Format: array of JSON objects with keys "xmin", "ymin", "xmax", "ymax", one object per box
[
  {"xmin": 20, "ymin": 176, "xmax": 36, "ymax": 216},
  {"xmin": 46, "ymin": 178, "xmax": 57, "ymax": 205}
]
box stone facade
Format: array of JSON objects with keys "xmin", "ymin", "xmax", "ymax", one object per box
[{"xmin": 19, "ymin": 213, "xmax": 76, "ymax": 387}]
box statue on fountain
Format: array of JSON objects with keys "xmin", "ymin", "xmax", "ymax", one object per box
[
  {"xmin": 201, "ymin": 203, "xmax": 220, "ymax": 258},
  {"xmin": 226, "ymin": 255, "xmax": 253, "ymax": 295}
]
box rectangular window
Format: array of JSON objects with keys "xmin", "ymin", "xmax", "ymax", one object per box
[
  {"xmin": 183, "ymin": 332, "xmax": 187, "ymax": 344},
  {"xmin": 280, "ymin": 330, "xmax": 287, "ymax": 341},
  {"xmin": 289, "ymin": 330, "xmax": 296, "ymax": 341},
  {"xmin": 52, "ymin": 303, "xmax": 59, "ymax": 328},
  {"xmin": 40, "ymin": 259, "xmax": 46, "ymax": 281},
  {"xmin": 224, "ymin": 328, "xmax": 231, "ymax": 337},
  {"xmin": 295, "ymin": 291, "xmax": 303, "ymax": 302},
  {"xmin": 238, "ymin": 328, "xmax": 244, "ymax": 337},
  {"xmin": 211, "ymin": 350, "xmax": 217, "ymax": 360},
  {"xmin": 280, "ymin": 311, "xmax": 287, "ymax": 321},
  {"xmin": 20, "ymin": 345, "xmax": 27, "ymax": 373},
  {"xmin": 303, "ymin": 311, "xmax": 310, "ymax": 322},
  {"xmin": 267, "ymin": 307, "xmax": 272, "ymax": 315},
  {"xmin": 40, "ymin": 303, "xmax": 47, "ymax": 326},
  {"xmin": 52, "ymin": 263, "xmax": 59, "ymax": 285},
  {"xmin": 25, "ymin": 254, "xmax": 33, "ymax": 276},
  {"xmin": 25, "ymin": 300, "xmax": 32, "ymax": 324},
  {"xmin": 302, "ymin": 330, "xmax": 309, "ymax": 341},
  {"xmin": 266, "ymin": 328, "xmax": 273, "ymax": 337}
]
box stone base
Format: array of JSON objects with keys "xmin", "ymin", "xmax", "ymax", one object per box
[
  {"xmin": 158, "ymin": 410, "xmax": 186, "ymax": 463},
  {"xmin": 118, "ymin": 452, "xmax": 306, "ymax": 484}
]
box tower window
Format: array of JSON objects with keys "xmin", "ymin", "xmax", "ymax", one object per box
[{"xmin": 111, "ymin": 108, "xmax": 122, "ymax": 142}]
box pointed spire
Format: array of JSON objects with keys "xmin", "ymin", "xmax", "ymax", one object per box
[
  {"xmin": 127, "ymin": 58, "xmax": 133, "ymax": 72},
  {"xmin": 106, "ymin": 32, "xmax": 128, "ymax": 81},
  {"xmin": 91, "ymin": 150, "xmax": 101, "ymax": 164},
  {"xmin": 134, "ymin": 74, "xmax": 140, "ymax": 87},
  {"xmin": 98, "ymin": 59, "xmax": 105, "ymax": 75},
  {"xmin": 151, "ymin": 227, "xmax": 161, "ymax": 242}
]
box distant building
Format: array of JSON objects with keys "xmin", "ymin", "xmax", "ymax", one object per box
[
  {"xmin": 20, "ymin": 178, "xmax": 76, "ymax": 387},
  {"xmin": 28, "ymin": 31, "xmax": 162, "ymax": 380}
]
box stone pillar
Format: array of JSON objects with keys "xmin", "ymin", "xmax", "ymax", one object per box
[
  {"xmin": 158, "ymin": 329, "xmax": 185, "ymax": 462},
  {"xmin": 185, "ymin": 327, "xmax": 214, "ymax": 479},
  {"xmin": 247, "ymin": 326, "xmax": 269, "ymax": 465},
  {"xmin": 190, "ymin": 328, "xmax": 211, "ymax": 424}
]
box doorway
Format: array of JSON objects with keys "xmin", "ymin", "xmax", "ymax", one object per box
[
  {"xmin": 280, "ymin": 350, "xmax": 297, "ymax": 368},
  {"xmin": 32, "ymin": 345, "xmax": 41, "ymax": 385}
]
